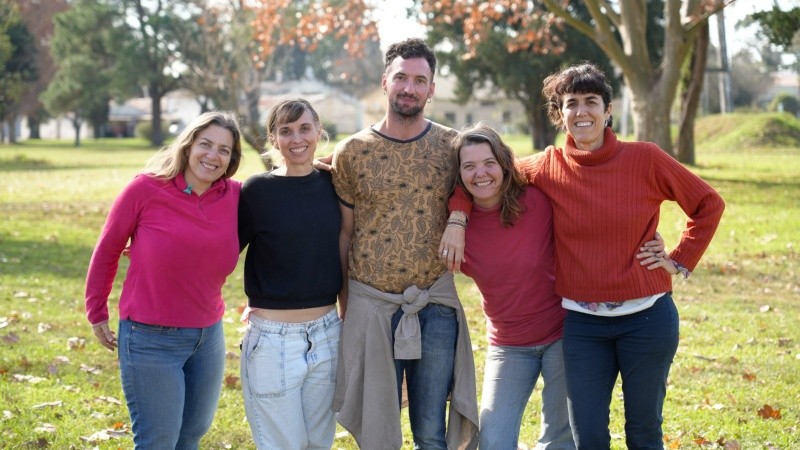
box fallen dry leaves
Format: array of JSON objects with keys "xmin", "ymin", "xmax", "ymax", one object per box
[{"xmin": 757, "ymin": 404, "xmax": 782, "ymax": 420}]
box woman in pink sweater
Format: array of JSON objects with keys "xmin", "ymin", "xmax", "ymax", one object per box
[
  {"xmin": 446, "ymin": 63, "xmax": 724, "ymax": 449},
  {"xmin": 85, "ymin": 111, "xmax": 243, "ymax": 449}
]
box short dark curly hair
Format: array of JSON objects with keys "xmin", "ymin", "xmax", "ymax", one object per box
[
  {"xmin": 384, "ymin": 38, "xmax": 437, "ymax": 76},
  {"xmin": 542, "ymin": 62, "xmax": 613, "ymax": 128}
]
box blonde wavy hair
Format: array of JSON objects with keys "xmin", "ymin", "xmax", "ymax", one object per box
[{"xmin": 144, "ymin": 111, "xmax": 243, "ymax": 180}]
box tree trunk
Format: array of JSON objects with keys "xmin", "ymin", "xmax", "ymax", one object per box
[
  {"xmin": 243, "ymin": 83, "xmax": 273, "ymax": 169},
  {"xmin": 531, "ymin": 112, "xmax": 556, "ymax": 151},
  {"xmin": 72, "ymin": 117, "xmax": 82, "ymax": 147},
  {"xmin": 8, "ymin": 119, "xmax": 17, "ymax": 144},
  {"xmin": 521, "ymin": 94, "xmax": 556, "ymax": 151},
  {"xmin": 628, "ymin": 83, "xmax": 674, "ymax": 156},
  {"xmin": 28, "ymin": 115, "xmax": 41, "ymax": 139},
  {"xmin": 677, "ymin": 21, "xmax": 709, "ymax": 166},
  {"xmin": 150, "ymin": 82, "xmax": 164, "ymax": 147}
]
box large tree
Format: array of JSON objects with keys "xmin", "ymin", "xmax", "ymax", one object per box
[
  {"xmin": 676, "ymin": 20, "xmax": 709, "ymax": 165},
  {"xmin": 746, "ymin": 5, "xmax": 800, "ymax": 71},
  {"xmin": 0, "ymin": 1, "xmax": 37, "ymax": 143},
  {"xmin": 423, "ymin": 0, "xmax": 731, "ymax": 162},
  {"xmin": 420, "ymin": 0, "xmax": 617, "ymax": 150},
  {"xmin": 110, "ymin": 0, "xmax": 186, "ymax": 147},
  {"xmin": 41, "ymin": 0, "xmax": 123, "ymax": 146},
  {"xmin": 246, "ymin": 0, "xmax": 379, "ymax": 161},
  {"xmin": 541, "ymin": 0, "xmax": 730, "ymax": 160},
  {"xmin": 13, "ymin": 0, "xmax": 69, "ymax": 139}
]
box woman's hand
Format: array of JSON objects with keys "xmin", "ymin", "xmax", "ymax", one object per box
[
  {"xmin": 637, "ymin": 232, "xmax": 679, "ymax": 274},
  {"xmin": 313, "ymin": 154, "xmax": 334, "ymax": 172},
  {"xmin": 438, "ymin": 212, "xmax": 467, "ymax": 273},
  {"xmin": 92, "ymin": 321, "xmax": 118, "ymax": 351}
]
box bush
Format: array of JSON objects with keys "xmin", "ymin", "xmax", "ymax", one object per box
[
  {"xmin": 322, "ymin": 121, "xmax": 337, "ymax": 140},
  {"xmin": 769, "ymin": 93, "xmax": 800, "ymax": 117},
  {"xmin": 134, "ymin": 120, "xmax": 169, "ymax": 141}
]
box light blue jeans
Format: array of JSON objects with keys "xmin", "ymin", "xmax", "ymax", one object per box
[
  {"xmin": 479, "ymin": 340, "xmax": 576, "ymax": 450},
  {"xmin": 391, "ymin": 303, "xmax": 458, "ymax": 450},
  {"xmin": 240, "ymin": 308, "xmax": 341, "ymax": 450},
  {"xmin": 118, "ymin": 319, "xmax": 225, "ymax": 450}
]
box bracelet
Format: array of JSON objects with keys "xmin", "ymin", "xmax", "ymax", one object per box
[
  {"xmin": 450, "ymin": 211, "xmax": 468, "ymax": 225},
  {"xmin": 447, "ymin": 220, "xmax": 466, "ymax": 228},
  {"xmin": 671, "ymin": 260, "xmax": 690, "ymax": 279}
]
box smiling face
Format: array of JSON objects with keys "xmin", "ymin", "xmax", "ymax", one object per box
[
  {"xmin": 382, "ymin": 56, "xmax": 435, "ymax": 119},
  {"xmin": 459, "ymin": 142, "xmax": 504, "ymax": 209},
  {"xmin": 271, "ymin": 109, "xmax": 321, "ymax": 175},
  {"xmin": 561, "ymin": 92, "xmax": 611, "ymax": 151},
  {"xmin": 183, "ymin": 124, "xmax": 233, "ymax": 194}
]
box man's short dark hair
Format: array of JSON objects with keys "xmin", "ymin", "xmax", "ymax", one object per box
[{"xmin": 384, "ymin": 38, "xmax": 436, "ymax": 76}]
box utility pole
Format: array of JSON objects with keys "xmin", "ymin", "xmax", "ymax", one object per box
[{"xmin": 716, "ymin": 9, "xmax": 733, "ymax": 114}]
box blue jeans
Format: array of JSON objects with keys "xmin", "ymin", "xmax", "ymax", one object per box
[
  {"xmin": 392, "ymin": 303, "xmax": 458, "ymax": 450},
  {"xmin": 480, "ymin": 340, "xmax": 575, "ymax": 450},
  {"xmin": 562, "ymin": 294, "xmax": 679, "ymax": 450},
  {"xmin": 118, "ymin": 319, "xmax": 225, "ymax": 450},
  {"xmin": 240, "ymin": 309, "xmax": 341, "ymax": 450}
]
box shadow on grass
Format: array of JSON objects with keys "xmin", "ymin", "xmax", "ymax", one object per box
[
  {"xmin": 0, "ymin": 154, "xmax": 54, "ymax": 171},
  {"xmin": 0, "ymin": 234, "xmax": 98, "ymax": 279},
  {"xmin": 698, "ymin": 176, "xmax": 800, "ymax": 202}
]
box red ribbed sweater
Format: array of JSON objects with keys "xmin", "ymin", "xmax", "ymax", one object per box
[{"xmin": 451, "ymin": 128, "xmax": 725, "ymax": 302}]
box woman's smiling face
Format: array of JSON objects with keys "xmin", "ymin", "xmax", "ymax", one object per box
[{"xmin": 561, "ymin": 92, "xmax": 611, "ymax": 151}]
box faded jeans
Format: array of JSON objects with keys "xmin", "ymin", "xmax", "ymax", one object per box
[
  {"xmin": 240, "ymin": 308, "xmax": 341, "ymax": 450},
  {"xmin": 479, "ymin": 340, "xmax": 575, "ymax": 450},
  {"xmin": 118, "ymin": 319, "xmax": 225, "ymax": 450}
]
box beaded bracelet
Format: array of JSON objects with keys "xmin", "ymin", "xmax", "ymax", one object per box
[
  {"xmin": 671, "ymin": 259, "xmax": 691, "ymax": 279},
  {"xmin": 446, "ymin": 220, "xmax": 466, "ymax": 228}
]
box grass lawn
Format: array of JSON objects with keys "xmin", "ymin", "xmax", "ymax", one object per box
[{"xmin": 1, "ymin": 114, "xmax": 798, "ymax": 449}]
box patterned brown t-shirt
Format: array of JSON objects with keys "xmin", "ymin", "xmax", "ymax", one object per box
[{"xmin": 332, "ymin": 121, "xmax": 458, "ymax": 293}]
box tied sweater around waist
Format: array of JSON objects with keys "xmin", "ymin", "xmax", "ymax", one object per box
[{"xmin": 333, "ymin": 272, "xmax": 479, "ymax": 450}]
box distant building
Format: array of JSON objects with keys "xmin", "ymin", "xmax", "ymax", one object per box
[
  {"xmin": 360, "ymin": 73, "xmax": 526, "ymax": 133},
  {"xmin": 758, "ymin": 71, "xmax": 800, "ymax": 108},
  {"xmin": 258, "ymin": 76, "xmax": 363, "ymax": 135}
]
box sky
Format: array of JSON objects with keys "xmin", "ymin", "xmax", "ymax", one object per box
[{"xmin": 374, "ymin": 0, "xmax": 798, "ymax": 56}]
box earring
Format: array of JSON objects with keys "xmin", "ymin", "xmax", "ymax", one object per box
[{"xmin": 426, "ymin": 98, "xmax": 432, "ymax": 104}]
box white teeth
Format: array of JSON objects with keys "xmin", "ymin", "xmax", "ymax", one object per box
[
  {"xmin": 289, "ymin": 146, "xmax": 307, "ymax": 154},
  {"xmin": 201, "ymin": 161, "xmax": 218, "ymax": 170},
  {"xmin": 575, "ymin": 121, "xmax": 592, "ymax": 127},
  {"xmin": 475, "ymin": 181, "xmax": 492, "ymax": 187}
]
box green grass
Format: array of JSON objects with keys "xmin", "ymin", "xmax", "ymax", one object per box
[{"xmin": 2, "ymin": 114, "xmax": 799, "ymax": 449}]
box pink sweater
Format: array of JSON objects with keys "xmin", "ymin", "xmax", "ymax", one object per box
[
  {"xmin": 460, "ymin": 186, "xmax": 564, "ymax": 346},
  {"xmin": 451, "ymin": 128, "xmax": 725, "ymax": 302},
  {"xmin": 85, "ymin": 173, "xmax": 241, "ymax": 327}
]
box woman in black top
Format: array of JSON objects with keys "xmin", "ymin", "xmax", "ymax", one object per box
[{"xmin": 238, "ymin": 98, "xmax": 343, "ymax": 450}]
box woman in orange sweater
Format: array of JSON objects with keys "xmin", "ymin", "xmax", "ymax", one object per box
[{"xmin": 446, "ymin": 63, "xmax": 724, "ymax": 450}]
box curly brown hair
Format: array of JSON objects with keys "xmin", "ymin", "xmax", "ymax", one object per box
[
  {"xmin": 384, "ymin": 38, "xmax": 437, "ymax": 76},
  {"xmin": 542, "ymin": 62, "xmax": 613, "ymax": 129}
]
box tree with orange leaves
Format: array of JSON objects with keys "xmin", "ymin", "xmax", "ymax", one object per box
[{"xmin": 418, "ymin": 0, "xmax": 733, "ymax": 162}]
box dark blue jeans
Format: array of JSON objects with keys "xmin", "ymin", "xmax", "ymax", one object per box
[
  {"xmin": 392, "ymin": 303, "xmax": 458, "ymax": 450},
  {"xmin": 562, "ymin": 294, "xmax": 679, "ymax": 450}
]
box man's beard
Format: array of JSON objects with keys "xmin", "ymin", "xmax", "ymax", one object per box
[{"xmin": 389, "ymin": 94, "xmax": 424, "ymax": 119}]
